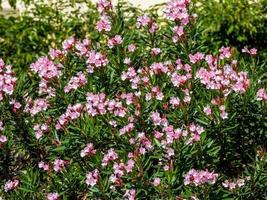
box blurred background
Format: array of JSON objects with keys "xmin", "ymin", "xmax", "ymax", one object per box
[{"xmin": 0, "ymin": 0, "xmax": 266, "ymax": 70}]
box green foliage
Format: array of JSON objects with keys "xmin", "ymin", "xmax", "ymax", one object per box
[{"xmin": 192, "ymin": 0, "xmax": 267, "ymax": 51}]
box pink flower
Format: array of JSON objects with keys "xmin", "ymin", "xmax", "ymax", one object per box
[
  {"xmin": 96, "ymin": 15, "xmax": 112, "ymax": 32},
  {"xmin": 128, "ymin": 44, "xmax": 137, "ymax": 52},
  {"xmin": 169, "ymin": 97, "xmax": 180, "ymax": 108},
  {"xmin": 86, "ymin": 169, "xmax": 99, "ymax": 186},
  {"xmin": 38, "ymin": 161, "xmax": 49, "ymax": 171},
  {"xmin": 165, "ymin": 0, "xmax": 190, "ymax": 24},
  {"xmin": 102, "ymin": 148, "xmax": 118, "ymax": 166},
  {"xmin": 33, "ymin": 123, "xmax": 49, "ymax": 140},
  {"xmin": 242, "ymin": 46, "xmax": 257, "ymax": 56},
  {"xmin": 62, "ymin": 37, "xmax": 76, "ymax": 50},
  {"xmin": 80, "ymin": 143, "xmax": 96, "ymax": 158},
  {"xmin": 0, "ymin": 135, "xmax": 7, "ymax": 143},
  {"xmin": 53, "ymin": 159, "xmax": 67, "ymax": 172},
  {"xmin": 203, "ymin": 105, "xmax": 212, "ymax": 116},
  {"xmin": 119, "ymin": 123, "xmax": 135, "ymax": 135},
  {"xmin": 4, "ymin": 179, "xmax": 19, "ymax": 192},
  {"xmin": 219, "ymin": 46, "xmax": 231, "ymax": 59},
  {"xmin": 47, "ymin": 192, "xmax": 59, "ymax": 200},
  {"xmin": 256, "ymin": 88, "xmax": 267, "ymax": 101},
  {"xmin": 222, "ymin": 177, "xmax": 250, "ymax": 190},
  {"xmin": 86, "ymin": 50, "xmax": 109, "ymax": 73},
  {"xmin": 97, "ymin": 0, "xmax": 112, "ymax": 13},
  {"xmin": 189, "ymin": 52, "xmax": 205, "ymax": 64},
  {"xmin": 30, "ymin": 56, "xmax": 62, "ymax": 79},
  {"xmin": 24, "ymin": 98, "xmax": 49, "ymax": 116},
  {"xmin": 184, "ymin": 169, "xmax": 218, "ymax": 186},
  {"xmin": 124, "ymin": 189, "xmax": 136, "ymax": 200},
  {"xmin": 0, "ymin": 59, "xmax": 16, "ymax": 100},
  {"xmin": 151, "ymin": 48, "xmax": 161, "ymax": 55},
  {"xmin": 64, "ymin": 72, "xmax": 87, "ymax": 93},
  {"xmin": 152, "ymin": 177, "xmax": 161, "ymax": 186},
  {"xmin": 56, "ymin": 103, "xmax": 83, "ymax": 130},
  {"xmin": 108, "ymin": 35, "xmax": 123, "ymax": 48}
]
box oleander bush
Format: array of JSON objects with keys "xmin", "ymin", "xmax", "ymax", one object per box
[{"xmin": 0, "ymin": 0, "xmax": 266, "ymax": 199}]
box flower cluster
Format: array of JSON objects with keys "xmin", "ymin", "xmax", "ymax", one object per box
[
  {"xmin": 80, "ymin": 143, "xmax": 97, "ymax": 158},
  {"xmin": 64, "ymin": 71, "xmax": 87, "ymax": 93},
  {"xmin": 33, "ymin": 123, "xmax": 49, "ymax": 139},
  {"xmin": 24, "ymin": 98, "xmax": 49, "ymax": 116},
  {"xmin": 196, "ymin": 55, "xmax": 250, "ymax": 95},
  {"xmin": 0, "ymin": 59, "xmax": 16, "ymax": 101},
  {"xmin": 0, "ymin": 121, "xmax": 7, "ymax": 147},
  {"xmin": 136, "ymin": 14, "xmax": 158, "ymax": 33},
  {"xmin": 86, "ymin": 169, "xmax": 99, "ymax": 187},
  {"xmin": 222, "ymin": 176, "xmax": 251, "ymax": 190},
  {"xmin": 184, "ymin": 169, "xmax": 219, "ymax": 186},
  {"xmin": 30, "ymin": 56, "xmax": 62, "ymax": 80},
  {"xmin": 55, "ymin": 103, "xmax": 83, "ymax": 130},
  {"xmin": 108, "ymin": 35, "xmax": 123, "ymax": 49},
  {"xmin": 256, "ymin": 88, "xmax": 267, "ymax": 101},
  {"xmin": 47, "ymin": 192, "xmax": 59, "ymax": 200},
  {"xmin": 4, "ymin": 180, "xmax": 19, "ymax": 192}
]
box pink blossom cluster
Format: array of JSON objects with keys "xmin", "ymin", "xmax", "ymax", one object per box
[
  {"xmin": 47, "ymin": 192, "xmax": 59, "ymax": 200},
  {"xmin": 124, "ymin": 189, "xmax": 136, "ymax": 200},
  {"xmin": 242, "ymin": 46, "xmax": 257, "ymax": 56},
  {"xmin": 62, "ymin": 37, "xmax": 76, "ymax": 51},
  {"xmin": 186, "ymin": 123, "xmax": 205, "ymax": 144},
  {"xmin": 30, "ymin": 56, "xmax": 62, "ymax": 79},
  {"xmin": 119, "ymin": 123, "xmax": 135, "ymax": 135},
  {"xmin": 121, "ymin": 67, "xmax": 141, "ymax": 89},
  {"xmin": 102, "ymin": 148, "xmax": 118, "ymax": 166},
  {"xmin": 129, "ymin": 132, "xmax": 153, "ymax": 155},
  {"xmin": 75, "ymin": 38, "xmax": 91, "ymax": 56},
  {"xmin": 219, "ymin": 46, "xmax": 231, "ymax": 60},
  {"xmin": 96, "ymin": 15, "xmax": 112, "ymax": 32},
  {"xmin": 127, "ymin": 44, "xmax": 137, "ymax": 52},
  {"xmin": 189, "ymin": 52, "xmax": 205, "ymax": 64},
  {"xmin": 86, "ymin": 169, "xmax": 99, "ymax": 187},
  {"xmin": 146, "ymin": 86, "xmax": 164, "ymax": 101},
  {"xmin": 108, "ymin": 35, "xmax": 123, "ymax": 49},
  {"xmin": 10, "ymin": 99, "xmax": 22, "ymax": 112},
  {"xmin": 184, "ymin": 169, "xmax": 219, "ymax": 186},
  {"xmin": 86, "ymin": 93, "xmax": 127, "ymax": 117},
  {"xmin": 0, "ymin": 59, "xmax": 16, "ymax": 101},
  {"xmin": 0, "ymin": 121, "xmax": 7, "ymax": 147},
  {"xmin": 151, "ymin": 48, "xmax": 161, "ymax": 56},
  {"xmin": 86, "ymin": 50, "xmax": 109, "ymax": 73},
  {"xmin": 49, "ymin": 48, "xmax": 65, "ymax": 60},
  {"xmin": 53, "ymin": 159, "xmax": 68, "ymax": 172},
  {"xmin": 4, "ymin": 179, "xmax": 19, "ymax": 192},
  {"xmin": 196, "ymin": 61, "xmax": 250, "ymax": 95},
  {"xmin": 38, "ymin": 161, "xmax": 50, "ymax": 171},
  {"xmin": 152, "ymin": 177, "xmax": 161, "ymax": 186},
  {"xmin": 38, "ymin": 79, "xmax": 56, "ymax": 98},
  {"xmin": 80, "ymin": 143, "xmax": 97, "ymax": 158},
  {"xmin": 136, "ymin": 14, "xmax": 158, "ymax": 33},
  {"xmin": 24, "ymin": 98, "xmax": 49, "ymax": 116},
  {"xmin": 172, "ymin": 26, "xmax": 185, "ymax": 43},
  {"xmin": 64, "ymin": 71, "xmax": 87, "ymax": 93},
  {"xmin": 149, "ymin": 62, "xmax": 169, "ymax": 75},
  {"xmin": 33, "ymin": 123, "xmax": 49, "ymax": 139},
  {"xmin": 110, "ymin": 159, "xmax": 135, "ymax": 186},
  {"xmin": 256, "ymin": 88, "xmax": 267, "ymax": 101},
  {"xmin": 55, "ymin": 103, "xmax": 83, "ymax": 130},
  {"xmin": 165, "ymin": 0, "xmax": 190, "ymax": 24},
  {"xmin": 97, "ymin": 0, "xmax": 112, "ymax": 13},
  {"xmin": 222, "ymin": 176, "xmax": 250, "ymax": 190}
]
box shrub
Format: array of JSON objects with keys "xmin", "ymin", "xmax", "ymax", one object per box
[{"xmin": 0, "ymin": 0, "xmax": 266, "ymax": 199}]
